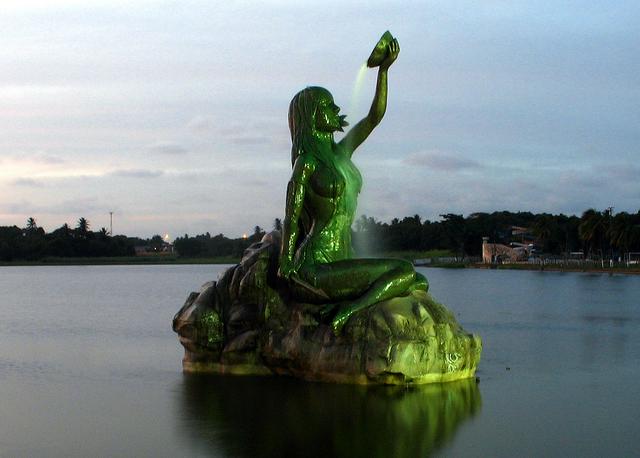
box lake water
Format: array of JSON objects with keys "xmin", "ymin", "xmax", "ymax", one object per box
[{"xmin": 1, "ymin": 265, "xmax": 638, "ymax": 457}]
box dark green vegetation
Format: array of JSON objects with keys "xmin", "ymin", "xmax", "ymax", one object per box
[
  {"xmin": 2, "ymin": 209, "xmax": 640, "ymax": 264},
  {"xmin": 172, "ymin": 226, "xmax": 266, "ymax": 259},
  {"xmin": 1, "ymin": 218, "xmax": 134, "ymax": 261},
  {"xmin": 353, "ymin": 209, "xmax": 640, "ymax": 259},
  {"xmin": 0, "ymin": 217, "xmax": 265, "ymax": 264}
]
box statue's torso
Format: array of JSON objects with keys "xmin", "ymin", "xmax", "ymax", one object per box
[{"xmin": 296, "ymin": 144, "xmax": 362, "ymax": 268}]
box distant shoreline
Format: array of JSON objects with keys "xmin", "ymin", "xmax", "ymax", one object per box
[
  {"xmin": 3, "ymin": 257, "xmax": 640, "ymax": 276},
  {"xmin": 466, "ymin": 263, "xmax": 640, "ymax": 275},
  {"xmin": 0, "ymin": 256, "xmax": 237, "ymax": 266}
]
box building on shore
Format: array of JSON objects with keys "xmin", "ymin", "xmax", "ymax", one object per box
[{"xmin": 482, "ymin": 236, "xmax": 533, "ymax": 264}]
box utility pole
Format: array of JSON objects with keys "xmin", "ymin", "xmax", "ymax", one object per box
[
  {"xmin": 109, "ymin": 211, "xmax": 113, "ymax": 236},
  {"xmin": 606, "ymin": 206, "xmax": 614, "ymax": 267}
]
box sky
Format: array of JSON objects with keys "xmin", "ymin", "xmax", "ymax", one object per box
[{"xmin": 1, "ymin": 0, "xmax": 638, "ymax": 238}]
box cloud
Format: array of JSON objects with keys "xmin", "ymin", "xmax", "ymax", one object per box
[
  {"xmin": 403, "ymin": 152, "xmax": 482, "ymax": 171},
  {"xmin": 108, "ymin": 169, "xmax": 164, "ymax": 178},
  {"xmin": 37, "ymin": 154, "xmax": 66, "ymax": 165},
  {"xmin": 12, "ymin": 178, "xmax": 44, "ymax": 187},
  {"xmin": 147, "ymin": 142, "xmax": 188, "ymax": 155},
  {"xmin": 186, "ymin": 115, "xmax": 286, "ymax": 146},
  {"xmin": 558, "ymin": 171, "xmax": 607, "ymax": 190},
  {"xmin": 241, "ymin": 178, "xmax": 271, "ymax": 187},
  {"xmin": 4, "ymin": 197, "xmax": 102, "ymax": 216},
  {"xmin": 187, "ymin": 115, "xmax": 216, "ymax": 133},
  {"xmin": 229, "ymin": 135, "xmax": 271, "ymax": 145},
  {"xmin": 170, "ymin": 171, "xmax": 207, "ymax": 181},
  {"xmin": 8, "ymin": 152, "xmax": 66, "ymax": 165},
  {"xmin": 599, "ymin": 164, "xmax": 640, "ymax": 183}
]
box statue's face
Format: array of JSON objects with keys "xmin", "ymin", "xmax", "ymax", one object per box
[{"xmin": 315, "ymin": 93, "xmax": 344, "ymax": 133}]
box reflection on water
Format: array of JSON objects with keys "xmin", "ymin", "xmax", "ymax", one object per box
[{"xmin": 176, "ymin": 374, "xmax": 481, "ymax": 458}]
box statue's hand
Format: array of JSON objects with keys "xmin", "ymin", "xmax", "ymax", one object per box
[{"xmin": 380, "ymin": 38, "xmax": 400, "ymax": 70}]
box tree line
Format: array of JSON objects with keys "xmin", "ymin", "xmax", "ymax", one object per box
[
  {"xmin": 0, "ymin": 217, "xmax": 146, "ymax": 261},
  {"xmin": 172, "ymin": 225, "xmax": 268, "ymax": 259},
  {"xmin": 352, "ymin": 209, "xmax": 640, "ymax": 259},
  {"xmin": 130, "ymin": 209, "xmax": 640, "ymax": 260},
  {"xmin": 2, "ymin": 209, "xmax": 639, "ymax": 261}
]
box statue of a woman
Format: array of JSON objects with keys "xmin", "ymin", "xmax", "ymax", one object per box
[{"xmin": 279, "ymin": 37, "xmax": 428, "ymax": 334}]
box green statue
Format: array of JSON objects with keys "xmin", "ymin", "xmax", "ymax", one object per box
[
  {"xmin": 279, "ymin": 35, "xmax": 428, "ymax": 334},
  {"xmin": 173, "ymin": 32, "xmax": 481, "ymax": 385}
]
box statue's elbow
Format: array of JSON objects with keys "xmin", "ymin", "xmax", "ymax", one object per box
[{"xmin": 369, "ymin": 111, "xmax": 385, "ymax": 127}]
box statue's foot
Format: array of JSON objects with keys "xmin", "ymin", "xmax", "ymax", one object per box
[
  {"xmin": 331, "ymin": 305, "xmax": 353, "ymax": 336},
  {"xmin": 316, "ymin": 302, "xmax": 352, "ymax": 335},
  {"xmin": 411, "ymin": 272, "xmax": 429, "ymax": 292},
  {"xmin": 397, "ymin": 274, "xmax": 429, "ymax": 298}
]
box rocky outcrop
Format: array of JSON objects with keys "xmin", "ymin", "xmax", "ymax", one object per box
[{"xmin": 173, "ymin": 232, "xmax": 481, "ymax": 385}]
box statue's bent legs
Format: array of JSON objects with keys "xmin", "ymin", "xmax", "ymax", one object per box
[{"xmin": 298, "ymin": 258, "xmax": 428, "ymax": 333}]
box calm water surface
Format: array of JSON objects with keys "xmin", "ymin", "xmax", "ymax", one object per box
[{"xmin": 0, "ymin": 265, "xmax": 638, "ymax": 457}]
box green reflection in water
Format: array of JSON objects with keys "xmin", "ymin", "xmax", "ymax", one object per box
[{"xmin": 177, "ymin": 374, "xmax": 481, "ymax": 457}]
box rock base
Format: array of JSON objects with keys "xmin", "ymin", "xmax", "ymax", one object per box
[{"xmin": 173, "ymin": 233, "xmax": 481, "ymax": 385}]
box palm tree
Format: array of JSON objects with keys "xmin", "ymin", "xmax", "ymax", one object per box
[
  {"xmin": 26, "ymin": 217, "xmax": 37, "ymax": 231},
  {"xmin": 579, "ymin": 209, "xmax": 605, "ymax": 260},
  {"xmin": 439, "ymin": 213, "xmax": 466, "ymax": 257},
  {"xmin": 76, "ymin": 217, "xmax": 90, "ymax": 236},
  {"xmin": 609, "ymin": 213, "xmax": 629, "ymax": 251},
  {"xmin": 532, "ymin": 215, "xmax": 553, "ymax": 252},
  {"xmin": 608, "ymin": 212, "xmax": 640, "ymax": 263}
]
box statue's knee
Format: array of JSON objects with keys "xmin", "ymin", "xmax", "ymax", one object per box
[{"xmin": 390, "ymin": 259, "xmax": 413, "ymax": 274}]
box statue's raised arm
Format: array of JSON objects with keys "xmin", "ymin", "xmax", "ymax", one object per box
[{"xmin": 339, "ymin": 33, "xmax": 400, "ymax": 156}]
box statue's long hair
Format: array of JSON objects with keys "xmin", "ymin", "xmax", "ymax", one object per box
[
  {"xmin": 288, "ymin": 86, "xmax": 331, "ymax": 167},
  {"xmin": 286, "ymin": 87, "xmax": 331, "ymax": 247}
]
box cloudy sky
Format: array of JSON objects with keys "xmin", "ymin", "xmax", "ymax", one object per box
[{"xmin": 1, "ymin": 0, "xmax": 638, "ymax": 238}]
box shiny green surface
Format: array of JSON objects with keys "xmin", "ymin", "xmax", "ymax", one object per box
[
  {"xmin": 279, "ymin": 34, "xmax": 429, "ymax": 334},
  {"xmin": 367, "ymin": 30, "xmax": 395, "ymax": 68},
  {"xmin": 199, "ymin": 310, "xmax": 223, "ymax": 345}
]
